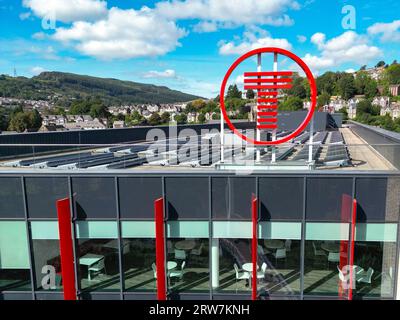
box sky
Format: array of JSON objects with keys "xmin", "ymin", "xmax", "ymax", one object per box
[{"xmin": 0, "ymin": 0, "xmax": 399, "ymax": 98}]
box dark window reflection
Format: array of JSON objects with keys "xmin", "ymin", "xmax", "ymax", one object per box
[{"xmin": 72, "ymin": 177, "xmax": 117, "ymax": 219}]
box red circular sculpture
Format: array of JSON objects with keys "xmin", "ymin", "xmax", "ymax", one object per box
[{"xmin": 219, "ymin": 47, "xmax": 317, "ymax": 145}]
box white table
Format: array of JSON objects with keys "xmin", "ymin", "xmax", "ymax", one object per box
[
  {"xmin": 242, "ymin": 263, "xmax": 259, "ymax": 289},
  {"xmin": 321, "ymin": 241, "xmax": 341, "ymax": 253},
  {"xmin": 264, "ymin": 240, "xmax": 284, "ymax": 250},
  {"xmin": 79, "ymin": 254, "xmax": 104, "ymax": 280}
]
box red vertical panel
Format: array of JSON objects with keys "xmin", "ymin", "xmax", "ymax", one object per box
[
  {"xmin": 348, "ymin": 199, "xmax": 357, "ymax": 300},
  {"xmin": 56, "ymin": 198, "xmax": 77, "ymax": 300},
  {"xmin": 251, "ymin": 195, "xmax": 258, "ymax": 301},
  {"xmin": 339, "ymin": 194, "xmax": 352, "ymax": 299},
  {"xmin": 154, "ymin": 197, "xmax": 166, "ymax": 300}
]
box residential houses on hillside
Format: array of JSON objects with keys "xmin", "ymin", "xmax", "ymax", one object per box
[{"xmin": 40, "ymin": 115, "xmax": 108, "ymax": 131}]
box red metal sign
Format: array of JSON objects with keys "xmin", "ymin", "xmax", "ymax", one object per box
[{"xmin": 220, "ymin": 47, "xmax": 317, "ymax": 145}]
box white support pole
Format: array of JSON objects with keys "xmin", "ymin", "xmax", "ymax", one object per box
[
  {"xmin": 256, "ymin": 53, "xmax": 262, "ymax": 163},
  {"xmin": 220, "ymin": 106, "xmax": 224, "ymax": 163},
  {"xmin": 211, "ymin": 238, "xmax": 220, "ymax": 289},
  {"xmin": 271, "ymin": 52, "xmax": 278, "ymax": 163},
  {"xmin": 308, "ymin": 113, "xmax": 314, "ymax": 163}
]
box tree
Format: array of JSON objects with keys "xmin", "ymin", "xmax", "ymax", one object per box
[
  {"xmin": 317, "ymin": 92, "xmax": 331, "ymax": 108},
  {"xmin": 246, "ymin": 89, "xmax": 255, "ymax": 99},
  {"xmin": 28, "ymin": 109, "xmax": 42, "ymax": 130},
  {"xmin": 8, "ymin": 112, "xmax": 31, "ymax": 132},
  {"xmin": 90, "ymin": 103, "xmax": 110, "ymax": 119},
  {"xmin": 316, "ymin": 72, "xmax": 338, "ymax": 95},
  {"xmin": 197, "ymin": 113, "xmax": 206, "ymax": 123},
  {"xmin": 286, "ymin": 76, "xmax": 307, "ymax": 99},
  {"xmin": 337, "ymin": 73, "xmax": 356, "ymax": 100},
  {"xmin": 384, "ymin": 64, "xmax": 400, "ymax": 84},
  {"xmin": 338, "ymin": 107, "xmax": 348, "ymax": 120},
  {"xmin": 69, "ymin": 100, "xmax": 91, "ymax": 114},
  {"xmin": 364, "ymin": 80, "xmax": 378, "ymax": 99},
  {"xmin": 359, "ymin": 65, "xmax": 367, "ymax": 71},
  {"xmin": 376, "ymin": 61, "xmax": 386, "ymax": 68},
  {"xmin": 161, "ymin": 112, "xmax": 170, "ymax": 123},
  {"xmin": 0, "ymin": 107, "xmax": 9, "ymax": 130},
  {"xmin": 191, "ymin": 99, "xmax": 207, "ymax": 110},
  {"xmin": 279, "ymin": 96, "xmax": 303, "ymax": 111},
  {"xmin": 356, "ymin": 100, "xmax": 380, "ymax": 118},
  {"xmin": 148, "ymin": 113, "xmax": 162, "ymax": 126},
  {"xmin": 175, "ymin": 114, "xmax": 187, "ymax": 124},
  {"xmin": 226, "ymin": 84, "xmax": 242, "ymax": 99}
]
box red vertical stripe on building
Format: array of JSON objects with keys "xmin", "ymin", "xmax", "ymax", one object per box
[
  {"xmin": 348, "ymin": 199, "xmax": 357, "ymax": 300},
  {"xmin": 251, "ymin": 195, "xmax": 258, "ymax": 300},
  {"xmin": 154, "ymin": 197, "xmax": 167, "ymax": 300},
  {"xmin": 56, "ymin": 198, "xmax": 77, "ymax": 300},
  {"xmin": 339, "ymin": 194, "xmax": 352, "ymax": 299}
]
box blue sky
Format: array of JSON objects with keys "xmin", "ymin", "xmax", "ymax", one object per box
[{"xmin": 0, "ymin": 0, "xmax": 399, "ymax": 98}]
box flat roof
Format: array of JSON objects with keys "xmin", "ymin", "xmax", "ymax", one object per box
[{"xmin": 0, "ymin": 126, "xmax": 397, "ymax": 173}]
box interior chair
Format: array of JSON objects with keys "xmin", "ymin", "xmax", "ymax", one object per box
[
  {"xmin": 357, "ymin": 267, "xmax": 374, "ymax": 284},
  {"xmin": 312, "ymin": 241, "xmax": 326, "ymax": 257},
  {"xmin": 327, "ymin": 252, "xmax": 340, "ymax": 269},
  {"xmin": 88, "ymin": 258, "xmax": 106, "ymax": 281},
  {"xmin": 122, "ymin": 243, "xmax": 130, "ymax": 255},
  {"xmin": 285, "ymin": 240, "xmax": 292, "ymax": 252},
  {"xmin": 191, "ymin": 243, "xmax": 204, "ymax": 256},
  {"xmin": 233, "ymin": 263, "xmax": 250, "ymax": 292},
  {"xmin": 169, "ymin": 261, "xmax": 186, "ymax": 285},
  {"xmin": 273, "ymin": 248, "xmax": 287, "ymax": 266},
  {"xmin": 167, "ymin": 241, "xmax": 174, "ymax": 254},
  {"xmin": 256, "ymin": 262, "xmax": 268, "ymax": 281},
  {"xmin": 174, "ymin": 249, "xmax": 187, "ymax": 260}
]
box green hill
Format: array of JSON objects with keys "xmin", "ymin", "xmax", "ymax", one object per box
[{"xmin": 0, "ymin": 72, "xmax": 202, "ymax": 104}]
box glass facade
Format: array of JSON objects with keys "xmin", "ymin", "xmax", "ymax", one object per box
[{"xmin": 0, "ymin": 174, "xmax": 399, "ymax": 300}]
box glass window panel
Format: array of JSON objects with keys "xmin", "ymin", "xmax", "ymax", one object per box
[
  {"xmin": 354, "ymin": 240, "xmax": 397, "ymax": 299},
  {"xmin": 355, "ymin": 223, "xmax": 397, "ymax": 242},
  {"xmin": 72, "ymin": 177, "xmax": 117, "ymax": 219},
  {"xmin": 211, "ymin": 238, "xmax": 251, "ymax": 295},
  {"xmin": 25, "ymin": 177, "xmax": 69, "ymax": 218},
  {"xmin": 304, "ymin": 223, "xmax": 350, "ymax": 296},
  {"xmin": 258, "ymin": 222, "xmax": 302, "ymax": 240},
  {"xmin": 259, "ymin": 178, "xmax": 303, "ymax": 220},
  {"xmin": 118, "ymin": 177, "xmax": 162, "ymax": 219},
  {"xmin": 75, "ymin": 221, "xmax": 120, "ymax": 292},
  {"xmin": 165, "ymin": 177, "xmax": 209, "ymax": 220},
  {"xmin": 0, "ymin": 178, "xmax": 24, "ymax": 218},
  {"xmin": 356, "ymin": 178, "xmax": 400, "ymax": 222},
  {"xmin": 306, "ymin": 178, "xmax": 353, "ymax": 221},
  {"xmin": 166, "ymin": 238, "xmax": 209, "ymax": 295},
  {"xmin": 30, "ymin": 221, "xmax": 62, "ymax": 292},
  {"xmin": 167, "ymin": 221, "xmax": 209, "ymax": 238},
  {"xmin": 306, "ymin": 223, "xmax": 349, "ymax": 241},
  {"xmin": 121, "ymin": 221, "xmax": 156, "ymax": 292},
  {"xmin": 212, "ymin": 177, "xmax": 256, "ymax": 220},
  {"xmin": 121, "ymin": 221, "xmax": 155, "ymax": 238},
  {"xmin": 76, "ymin": 221, "xmax": 118, "ymax": 239},
  {"xmin": 213, "ymin": 221, "xmax": 252, "ymax": 238},
  {"xmin": 0, "ymin": 221, "xmax": 31, "ymax": 291}
]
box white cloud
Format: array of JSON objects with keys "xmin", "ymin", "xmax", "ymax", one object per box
[
  {"xmin": 218, "ymin": 27, "xmax": 292, "ymax": 55},
  {"xmin": 32, "ymin": 31, "xmax": 46, "ymax": 40},
  {"xmin": 296, "ymin": 35, "xmax": 307, "ymax": 43},
  {"xmin": 303, "ymin": 31, "xmax": 382, "ymax": 74},
  {"xmin": 345, "ymin": 68, "xmax": 356, "ymax": 73},
  {"xmin": 30, "ymin": 66, "xmax": 47, "ymax": 75},
  {"xmin": 23, "ymin": 0, "xmax": 108, "ymax": 23},
  {"xmin": 155, "ymin": 0, "xmax": 299, "ymax": 27},
  {"xmin": 193, "ymin": 21, "xmax": 218, "ymax": 33},
  {"xmin": 235, "ymin": 75, "xmax": 244, "ymax": 85},
  {"xmin": 142, "ymin": 69, "xmax": 177, "ymax": 79},
  {"xmin": 368, "ymin": 20, "xmax": 400, "ymax": 42},
  {"xmin": 19, "ymin": 12, "xmax": 31, "ymax": 20},
  {"xmin": 52, "ymin": 7, "xmax": 186, "ymax": 60}
]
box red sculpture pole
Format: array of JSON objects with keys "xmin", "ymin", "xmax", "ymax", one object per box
[
  {"xmin": 56, "ymin": 198, "xmax": 77, "ymax": 300},
  {"xmin": 251, "ymin": 195, "xmax": 258, "ymax": 300},
  {"xmin": 154, "ymin": 197, "xmax": 167, "ymax": 300}
]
